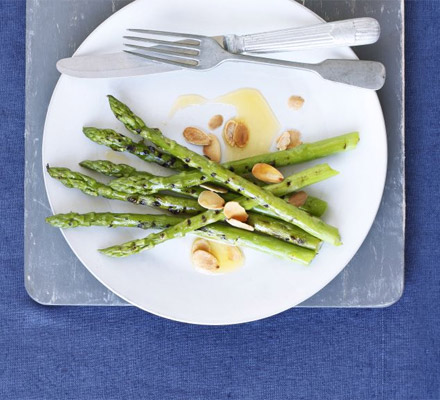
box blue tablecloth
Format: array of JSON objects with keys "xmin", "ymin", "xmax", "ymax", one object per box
[{"xmin": 1, "ymin": 1, "xmax": 439, "ymax": 399}]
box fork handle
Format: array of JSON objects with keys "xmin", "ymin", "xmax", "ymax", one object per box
[
  {"xmin": 232, "ymin": 55, "xmax": 386, "ymax": 90},
  {"xmin": 227, "ymin": 18, "xmax": 380, "ymax": 53}
]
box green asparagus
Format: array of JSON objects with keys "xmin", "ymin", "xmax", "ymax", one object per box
[
  {"xmin": 80, "ymin": 159, "xmax": 206, "ymax": 199},
  {"xmin": 83, "ymin": 127, "xmax": 188, "ymax": 170},
  {"xmin": 196, "ymin": 226, "xmax": 315, "ymax": 265},
  {"xmin": 105, "ymin": 96, "xmax": 341, "ymax": 244},
  {"xmin": 291, "ymin": 195, "xmax": 327, "ymax": 218},
  {"xmin": 246, "ymin": 213, "xmax": 321, "ymax": 250},
  {"xmin": 47, "ymin": 212, "xmax": 315, "ymax": 264},
  {"xmin": 110, "ymin": 159, "xmax": 335, "ymax": 197},
  {"xmin": 98, "ymin": 211, "xmax": 315, "ymax": 264},
  {"xmin": 46, "ymin": 212, "xmax": 181, "ymax": 229},
  {"xmin": 109, "ymin": 97, "xmax": 340, "ymax": 244},
  {"xmin": 255, "ymin": 195, "xmax": 328, "ymax": 218},
  {"xmin": 48, "ymin": 165, "xmax": 322, "ymax": 250},
  {"xmin": 46, "ymin": 211, "xmax": 320, "ymax": 251},
  {"xmin": 108, "ymin": 131, "xmax": 359, "ymax": 194},
  {"xmin": 80, "ymin": 160, "xmax": 152, "ymax": 178},
  {"xmin": 83, "ymin": 159, "xmax": 328, "ymax": 219},
  {"xmin": 99, "ymin": 162, "xmax": 337, "ymax": 257},
  {"xmin": 46, "ymin": 166, "xmax": 203, "ymax": 215}
]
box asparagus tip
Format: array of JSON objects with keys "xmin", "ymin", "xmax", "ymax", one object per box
[
  {"xmin": 98, "ymin": 247, "xmax": 120, "ymax": 257},
  {"xmin": 330, "ymin": 167, "xmax": 340, "ymax": 176}
]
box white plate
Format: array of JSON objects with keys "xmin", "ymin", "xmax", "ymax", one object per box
[{"xmin": 42, "ymin": 0, "xmax": 387, "ymax": 324}]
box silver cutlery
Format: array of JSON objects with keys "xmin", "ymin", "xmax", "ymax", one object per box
[
  {"xmin": 124, "ymin": 29, "xmax": 385, "ymax": 90},
  {"xmin": 57, "ymin": 18, "xmax": 381, "ymax": 80}
]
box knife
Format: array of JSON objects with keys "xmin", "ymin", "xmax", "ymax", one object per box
[
  {"xmin": 57, "ymin": 18, "xmax": 380, "ymax": 78},
  {"xmin": 56, "ymin": 52, "xmax": 180, "ymax": 78}
]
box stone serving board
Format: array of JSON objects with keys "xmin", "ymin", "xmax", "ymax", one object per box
[{"xmin": 25, "ymin": 0, "xmax": 404, "ymax": 308}]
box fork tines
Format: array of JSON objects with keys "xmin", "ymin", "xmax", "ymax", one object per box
[{"xmin": 123, "ymin": 29, "xmax": 202, "ymax": 67}]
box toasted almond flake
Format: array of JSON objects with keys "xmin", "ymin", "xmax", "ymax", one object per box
[
  {"xmin": 198, "ymin": 190, "xmax": 225, "ymax": 210},
  {"xmin": 223, "ymin": 119, "xmax": 250, "ymax": 148},
  {"xmin": 192, "ymin": 249, "xmax": 219, "ymax": 271},
  {"xmin": 224, "ymin": 201, "xmax": 248, "ymax": 222},
  {"xmin": 208, "ymin": 114, "xmax": 224, "ymax": 130},
  {"xmin": 233, "ymin": 121, "xmax": 249, "ymax": 148},
  {"xmin": 223, "ymin": 120, "xmax": 237, "ymax": 147},
  {"xmin": 286, "ymin": 129, "xmax": 302, "ymax": 149},
  {"xmin": 288, "ymin": 95, "xmax": 305, "ymax": 110},
  {"xmin": 251, "ymin": 163, "xmax": 284, "ymax": 183},
  {"xmin": 288, "ymin": 191, "xmax": 308, "ymax": 207},
  {"xmin": 183, "ymin": 127, "xmax": 211, "ymax": 146},
  {"xmin": 203, "ymin": 134, "xmax": 221, "ymax": 162},
  {"xmin": 200, "ymin": 183, "xmax": 228, "ymax": 194},
  {"xmin": 226, "ymin": 218, "xmax": 255, "ymax": 231},
  {"xmin": 192, "ymin": 239, "xmax": 211, "ymax": 254},
  {"xmin": 276, "ymin": 131, "xmax": 291, "ymax": 151}
]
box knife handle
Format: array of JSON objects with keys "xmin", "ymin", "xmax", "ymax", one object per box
[{"xmin": 228, "ymin": 18, "xmax": 380, "ymax": 53}]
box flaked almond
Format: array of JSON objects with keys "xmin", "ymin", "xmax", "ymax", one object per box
[
  {"xmin": 223, "ymin": 119, "xmax": 237, "ymax": 147},
  {"xmin": 192, "ymin": 239, "xmax": 211, "ymax": 254},
  {"xmin": 203, "ymin": 134, "xmax": 221, "ymax": 162},
  {"xmin": 223, "ymin": 119, "xmax": 249, "ymax": 148},
  {"xmin": 208, "ymin": 114, "xmax": 224, "ymax": 130},
  {"xmin": 233, "ymin": 121, "xmax": 249, "ymax": 148},
  {"xmin": 288, "ymin": 95, "xmax": 305, "ymax": 110},
  {"xmin": 183, "ymin": 127, "xmax": 211, "ymax": 146},
  {"xmin": 200, "ymin": 183, "xmax": 228, "ymax": 194},
  {"xmin": 276, "ymin": 131, "xmax": 291, "ymax": 151},
  {"xmin": 224, "ymin": 201, "xmax": 248, "ymax": 222},
  {"xmin": 192, "ymin": 249, "xmax": 219, "ymax": 271},
  {"xmin": 198, "ymin": 190, "xmax": 225, "ymax": 210},
  {"xmin": 288, "ymin": 191, "xmax": 308, "ymax": 207},
  {"xmin": 226, "ymin": 218, "xmax": 254, "ymax": 232},
  {"xmin": 251, "ymin": 163, "xmax": 284, "ymax": 183},
  {"xmin": 286, "ymin": 129, "xmax": 302, "ymax": 149}
]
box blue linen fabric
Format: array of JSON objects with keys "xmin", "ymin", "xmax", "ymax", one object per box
[{"xmin": 0, "ymin": 0, "xmax": 439, "ymax": 399}]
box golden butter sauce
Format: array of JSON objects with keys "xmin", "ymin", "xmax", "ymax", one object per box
[{"xmin": 169, "ymin": 88, "xmax": 280, "ymax": 162}]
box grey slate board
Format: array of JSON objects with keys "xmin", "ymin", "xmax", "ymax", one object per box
[{"xmin": 24, "ymin": 0, "xmax": 405, "ymax": 308}]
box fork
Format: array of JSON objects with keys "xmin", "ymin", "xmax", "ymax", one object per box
[{"xmin": 123, "ymin": 29, "xmax": 386, "ymax": 90}]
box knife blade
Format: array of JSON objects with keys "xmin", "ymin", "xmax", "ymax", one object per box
[{"xmin": 56, "ymin": 52, "xmax": 181, "ymax": 78}]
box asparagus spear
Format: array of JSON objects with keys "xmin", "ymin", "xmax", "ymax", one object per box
[
  {"xmin": 46, "ymin": 211, "xmax": 321, "ymax": 251},
  {"xmin": 46, "ymin": 166, "xmax": 203, "ymax": 215},
  {"xmin": 246, "ymin": 213, "xmax": 321, "ymax": 250},
  {"xmin": 110, "ymin": 159, "xmax": 334, "ymax": 197},
  {"xmin": 99, "ymin": 162, "xmax": 337, "ymax": 257},
  {"xmin": 293, "ymin": 195, "xmax": 327, "ymax": 218},
  {"xmin": 82, "ymin": 127, "xmax": 188, "ymax": 170},
  {"xmin": 254, "ymin": 195, "xmax": 328, "ymax": 218},
  {"xmin": 80, "ymin": 160, "xmax": 152, "ymax": 178},
  {"xmin": 47, "ymin": 212, "xmax": 315, "ymax": 265},
  {"xmin": 80, "ymin": 159, "xmax": 206, "ymax": 199},
  {"xmin": 108, "ymin": 131, "xmax": 359, "ymax": 194},
  {"xmin": 225, "ymin": 132, "xmax": 359, "ymax": 173},
  {"xmin": 196, "ymin": 226, "xmax": 315, "ymax": 265},
  {"xmin": 240, "ymin": 174, "xmax": 328, "ymax": 216},
  {"xmin": 46, "ymin": 212, "xmax": 182, "ymax": 229},
  {"xmin": 87, "ymin": 159, "xmax": 328, "ymax": 218},
  {"xmin": 106, "ymin": 94, "xmax": 341, "ymax": 244},
  {"xmin": 52, "ymin": 164, "xmax": 326, "ymax": 250}
]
